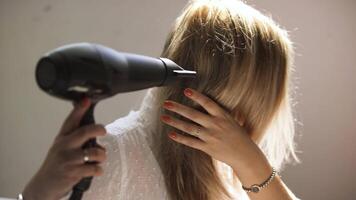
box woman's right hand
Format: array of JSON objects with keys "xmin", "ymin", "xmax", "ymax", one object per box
[{"xmin": 22, "ymin": 97, "xmax": 107, "ymax": 200}]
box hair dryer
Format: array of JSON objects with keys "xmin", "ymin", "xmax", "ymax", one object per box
[{"xmin": 35, "ymin": 42, "xmax": 196, "ymax": 200}]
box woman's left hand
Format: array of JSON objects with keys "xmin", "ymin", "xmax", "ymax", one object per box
[{"xmin": 160, "ymin": 87, "xmax": 271, "ymax": 173}]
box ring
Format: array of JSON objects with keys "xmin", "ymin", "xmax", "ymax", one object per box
[
  {"xmin": 83, "ymin": 148, "xmax": 90, "ymax": 163},
  {"xmin": 191, "ymin": 126, "xmax": 201, "ymax": 137}
]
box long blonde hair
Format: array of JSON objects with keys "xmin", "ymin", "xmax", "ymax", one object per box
[{"xmin": 148, "ymin": 0, "xmax": 300, "ymax": 199}]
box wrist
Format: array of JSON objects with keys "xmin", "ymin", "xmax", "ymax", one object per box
[
  {"xmin": 232, "ymin": 155, "xmax": 274, "ymax": 188},
  {"xmin": 22, "ymin": 182, "xmax": 42, "ymax": 200},
  {"xmin": 22, "ymin": 174, "xmax": 51, "ymax": 200}
]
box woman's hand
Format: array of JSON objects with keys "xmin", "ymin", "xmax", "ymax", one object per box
[
  {"xmin": 22, "ymin": 98, "xmax": 107, "ymax": 200},
  {"xmin": 161, "ymin": 89, "xmax": 299, "ymax": 199},
  {"xmin": 160, "ymin": 88, "xmax": 272, "ymax": 183}
]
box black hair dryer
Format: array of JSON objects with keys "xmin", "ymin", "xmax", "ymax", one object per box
[{"xmin": 35, "ymin": 42, "xmax": 196, "ymax": 200}]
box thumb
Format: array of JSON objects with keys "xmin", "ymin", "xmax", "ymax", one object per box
[{"xmin": 58, "ymin": 97, "xmax": 91, "ymax": 136}]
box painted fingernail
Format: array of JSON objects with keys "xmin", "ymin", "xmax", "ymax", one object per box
[
  {"xmin": 169, "ymin": 132, "xmax": 177, "ymax": 139},
  {"xmin": 81, "ymin": 97, "xmax": 90, "ymax": 107},
  {"xmin": 160, "ymin": 115, "xmax": 171, "ymax": 122},
  {"xmin": 184, "ymin": 88, "xmax": 193, "ymax": 96},
  {"xmin": 163, "ymin": 101, "xmax": 174, "ymax": 109}
]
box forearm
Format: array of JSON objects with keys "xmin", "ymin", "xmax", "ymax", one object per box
[{"xmin": 232, "ymin": 159, "xmax": 297, "ymax": 200}]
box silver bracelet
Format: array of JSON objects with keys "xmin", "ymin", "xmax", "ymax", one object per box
[{"xmin": 242, "ymin": 167, "xmax": 278, "ymax": 193}]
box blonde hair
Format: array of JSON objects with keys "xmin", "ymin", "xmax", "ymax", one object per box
[{"xmin": 148, "ymin": 0, "xmax": 300, "ymax": 199}]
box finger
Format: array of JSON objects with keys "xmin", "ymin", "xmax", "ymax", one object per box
[
  {"xmin": 59, "ymin": 97, "xmax": 91, "ymax": 136},
  {"xmin": 183, "ymin": 88, "xmax": 227, "ymax": 118},
  {"xmin": 65, "ymin": 124, "xmax": 107, "ymax": 148},
  {"xmin": 168, "ymin": 131, "xmax": 206, "ymax": 152},
  {"xmin": 92, "ymin": 143, "xmax": 106, "ymax": 151},
  {"xmin": 163, "ymin": 100, "xmax": 212, "ymax": 128},
  {"xmin": 233, "ymin": 110, "xmax": 245, "ymax": 127},
  {"xmin": 72, "ymin": 164, "xmax": 103, "ymax": 178},
  {"xmin": 160, "ymin": 114, "xmax": 211, "ymax": 141},
  {"xmin": 65, "ymin": 147, "xmax": 107, "ymax": 165}
]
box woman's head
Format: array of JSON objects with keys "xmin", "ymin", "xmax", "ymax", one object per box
[{"xmin": 152, "ymin": 0, "xmax": 299, "ymax": 199}]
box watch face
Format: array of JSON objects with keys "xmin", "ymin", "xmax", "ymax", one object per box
[{"xmin": 251, "ymin": 185, "xmax": 261, "ymax": 193}]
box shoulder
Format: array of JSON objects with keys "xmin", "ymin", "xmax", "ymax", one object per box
[
  {"xmin": 98, "ymin": 110, "xmax": 148, "ymax": 150},
  {"xmin": 95, "ymin": 109, "xmax": 157, "ymax": 172},
  {"xmin": 104, "ymin": 110, "xmax": 141, "ymax": 137}
]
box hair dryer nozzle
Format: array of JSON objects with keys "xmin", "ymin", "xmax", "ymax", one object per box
[
  {"xmin": 173, "ymin": 69, "xmax": 197, "ymax": 78},
  {"xmin": 159, "ymin": 57, "xmax": 196, "ymax": 86}
]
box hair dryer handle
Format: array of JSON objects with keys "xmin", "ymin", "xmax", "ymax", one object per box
[{"xmin": 69, "ymin": 102, "xmax": 97, "ymax": 200}]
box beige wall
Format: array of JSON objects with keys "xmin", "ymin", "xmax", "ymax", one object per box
[{"xmin": 0, "ymin": 0, "xmax": 355, "ymax": 199}]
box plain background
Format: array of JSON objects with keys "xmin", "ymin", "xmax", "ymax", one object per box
[{"xmin": 1, "ymin": 0, "xmax": 355, "ymax": 199}]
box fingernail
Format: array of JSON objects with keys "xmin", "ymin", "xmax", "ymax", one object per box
[
  {"xmin": 169, "ymin": 132, "xmax": 177, "ymax": 139},
  {"xmin": 81, "ymin": 97, "xmax": 90, "ymax": 107},
  {"xmin": 160, "ymin": 115, "xmax": 171, "ymax": 122},
  {"xmin": 184, "ymin": 88, "xmax": 193, "ymax": 97},
  {"xmin": 163, "ymin": 101, "xmax": 174, "ymax": 109}
]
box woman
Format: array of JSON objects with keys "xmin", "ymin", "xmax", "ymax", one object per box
[{"xmin": 22, "ymin": 0, "xmax": 301, "ymax": 199}]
